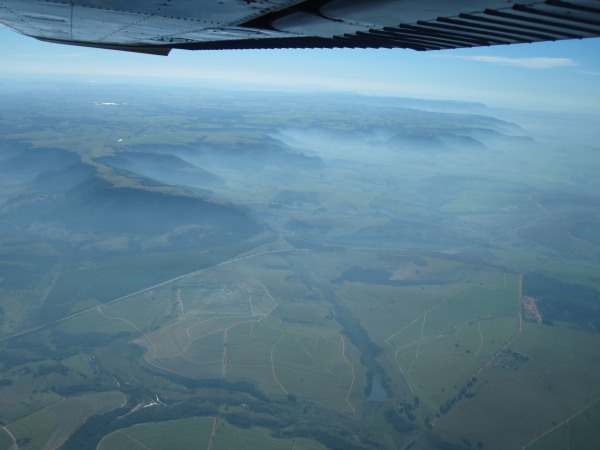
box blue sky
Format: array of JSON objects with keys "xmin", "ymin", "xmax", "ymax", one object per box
[{"xmin": 1, "ymin": 25, "xmax": 599, "ymax": 112}]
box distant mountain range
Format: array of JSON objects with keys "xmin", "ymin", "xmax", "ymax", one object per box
[
  {"xmin": 0, "ymin": 142, "xmax": 264, "ymax": 253},
  {"xmin": 96, "ymin": 151, "xmax": 223, "ymax": 188}
]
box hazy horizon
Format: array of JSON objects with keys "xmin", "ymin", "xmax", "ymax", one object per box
[{"xmin": 1, "ymin": 26, "xmax": 600, "ymax": 113}]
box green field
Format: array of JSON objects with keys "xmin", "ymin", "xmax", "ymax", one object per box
[
  {"xmin": 440, "ymin": 191, "xmax": 537, "ymax": 214},
  {"xmin": 226, "ymin": 317, "xmax": 355, "ymax": 410},
  {"xmin": 4, "ymin": 392, "xmax": 125, "ymax": 450},
  {"xmin": 0, "ymin": 429, "xmax": 13, "ymax": 450},
  {"xmin": 98, "ymin": 417, "xmax": 329, "ymax": 450},
  {"xmin": 433, "ymin": 323, "xmax": 600, "ymax": 449},
  {"xmin": 525, "ymin": 398, "xmax": 600, "ymax": 450},
  {"xmin": 332, "ymin": 266, "xmax": 520, "ymax": 413},
  {"xmin": 98, "ymin": 417, "xmax": 215, "ymax": 450},
  {"xmin": 210, "ymin": 419, "xmax": 329, "ymax": 450},
  {"xmin": 0, "ymin": 387, "xmax": 63, "ymax": 422}
]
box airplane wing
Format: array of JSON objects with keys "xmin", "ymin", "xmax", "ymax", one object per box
[{"xmin": 0, "ymin": 0, "xmax": 599, "ymax": 55}]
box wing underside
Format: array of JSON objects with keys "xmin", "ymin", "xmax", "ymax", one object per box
[{"xmin": 0, "ymin": 0, "xmax": 599, "ymax": 54}]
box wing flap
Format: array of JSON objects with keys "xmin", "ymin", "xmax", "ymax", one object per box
[{"xmin": 1, "ymin": 0, "xmax": 599, "ymax": 53}]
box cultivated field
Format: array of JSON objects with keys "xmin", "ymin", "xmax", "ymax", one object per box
[
  {"xmin": 4, "ymin": 391, "xmax": 125, "ymax": 450},
  {"xmin": 98, "ymin": 417, "xmax": 329, "ymax": 450}
]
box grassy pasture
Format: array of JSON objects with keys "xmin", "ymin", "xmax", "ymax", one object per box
[
  {"xmin": 0, "ymin": 389, "xmax": 62, "ymax": 422},
  {"xmin": 210, "ymin": 419, "xmax": 329, "ymax": 450},
  {"xmin": 98, "ymin": 417, "xmax": 214, "ymax": 450},
  {"xmin": 61, "ymin": 354, "xmax": 95, "ymax": 378},
  {"xmin": 221, "ymin": 257, "xmax": 308, "ymax": 297},
  {"xmin": 533, "ymin": 258, "xmax": 600, "ymax": 290},
  {"xmin": 401, "ymin": 325, "xmax": 487, "ymax": 406},
  {"xmin": 433, "ymin": 322, "xmax": 600, "ymax": 450},
  {"xmin": 145, "ymin": 329, "xmax": 226, "ymax": 379},
  {"xmin": 334, "ymin": 256, "xmax": 507, "ymax": 346},
  {"xmin": 565, "ymin": 400, "xmax": 600, "ymax": 450},
  {"xmin": 43, "ymin": 264, "xmax": 152, "ymax": 318},
  {"xmin": 419, "ymin": 321, "xmax": 481, "ymax": 357},
  {"xmin": 57, "ymin": 308, "xmax": 133, "ymax": 334},
  {"xmin": 232, "ymin": 251, "xmax": 522, "ymax": 414},
  {"xmin": 388, "ymin": 316, "xmax": 426, "ymax": 350},
  {"xmin": 273, "ymin": 332, "xmax": 353, "ymax": 410},
  {"xmin": 382, "ymin": 274, "xmax": 519, "ymax": 412},
  {"xmin": 99, "ymin": 417, "xmax": 328, "ymax": 450},
  {"xmin": 6, "ymin": 391, "xmax": 125, "ymax": 450},
  {"xmin": 100, "ymin": 290, "xmax": 172, "ymax": 330},
  {"xmin": 114, "ymin": 129, "xmax": 202, "ymax": 147},
  {"xmin": 569, "ymin": 234, "xmax": 600, "ymax": 262},
  {"xmin": 177, "ymin": 276, "xmax": 276, "ymax": 318},
  {"xmin": 526, "ymin": 427, "xmax": 567, "ymax": 450},
  {"xmin": 181, "ymin": 328, "xmax": 225, "ymax": 365},
  {"xmin": 337, "ymin": 283, "xmax": 462, "ymax": 344},
  {"xmin": 394, "ymin": 342, "xmax": 419, "ymax": 372},
  {"xmin": 423, "ymin": 278, "xmax": 518, "ymax": 337},
  {"xmin": 477, "ymin": 316, "xmax": 519, "ymax": 356},
  {"xmin": 6, "ymin": 408, "xmax": 57, "ymax": 450},
  {"xmin": 525, "ymin": 397, "xmax": 600, "ymax": 450},
  {"xmin": 140, "ymin": 315, "xmax": 221, "ymax": 358},
  {"xmin": 225, "ymin": 320, "xmax": 285, "ymax": 395},
  {"xmin": 275, "ymin": 302, "xmax": 331, "ymax": 324},
  {"xmin": 406, "ymin": 354, "xmax": 478, "ymax": 403},
  {"xmin": 0, "ymin": 429, "xmax": 13, "ymax": 450},
  {"xmin": 0, "ymin": 353, "xmax": 102, "ymax": 404},
  {"xmin": 440, "ymin": 191, "xmax": 535, "ymax": 214},
  {"xmin": 56, "ymin": 267, "xmax": 279, "ymax": 380},
  {"xmin": 43, "ymin": 249, "xmax": 253, "ymax": 322},
  {"xmin": 226, "ymin": 317, "xmax": 354, "ymax": 409},
  {"xmin": 268, "ymin": 249, "xmax": 358, "ymax": 283}
]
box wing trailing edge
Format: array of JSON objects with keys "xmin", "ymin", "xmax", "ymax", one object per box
[{"xmin": 0, "ymin": 0, "xmax": 599, "ymax": 54}]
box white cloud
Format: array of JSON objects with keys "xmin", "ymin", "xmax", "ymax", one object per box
[{"xmin": 454, "ymin": 55, "xmax": 577, "ymax": 69}]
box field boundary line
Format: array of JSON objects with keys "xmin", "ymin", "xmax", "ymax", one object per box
[
  {"xmin": 473, "ymin": 274, "xmax": 522, "ymax": 377},
  {"xmin": 415, "ymin": 314, "xmax": 427, "ymax": 360},
  {"xmin": 294, "ymin": 337, "xmax": 335, "ymax": 376},
  {"xmin": 222, "ymin": 328, "xmax": 228, "ymax": 377},
  {"xmin": 271, "ymin": 334, "xmax": 288, "ymax": 395},
  {"xmin": 384, "ymin": 287, "xmax": 469, "ymax": 345},
  {"xmin": 98, "ymin": 307, "xmax": 158, "ymax": 358},
  {"xmin": 407, "ymin": 315, "xmax": 426, "ymax": 372},
  {"xmin": 393, "ymin": 350, "xmax": 416, "ymax": 398},
  {"xmin": 245, "ymin": 275, "xmax": 279, "ymax": 314},
  {"xmin": 207, "ymin": 417, "xmax": 217, "ymax": 450},
  {"xmin": 1, "ymin": 426, "xmax": 17, "ymax": 450},
  {"xmin": 474, "ymin": 321, "xmax": 484, "ymax": 358},
  {"xmin": 340, "ymin": 336, "xmax": 356, "ymax": 414},
  {"xmin": 117, "ymin": 430, "xmax": 151, "ymax": 449},
  {"xmin": 1, "ymin": 249, "xmax": 291, "ymax": 342},
  {"xmin": 454, "ymin": 191, "xmax": 548, "ymax": 251},
  {"xmin": 522, "ymin": 396, "xmax": 600, "ymax": 449},
  {"xmin": 385, "ymin": 313, "xmax": 423, "ymax": 345}
]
